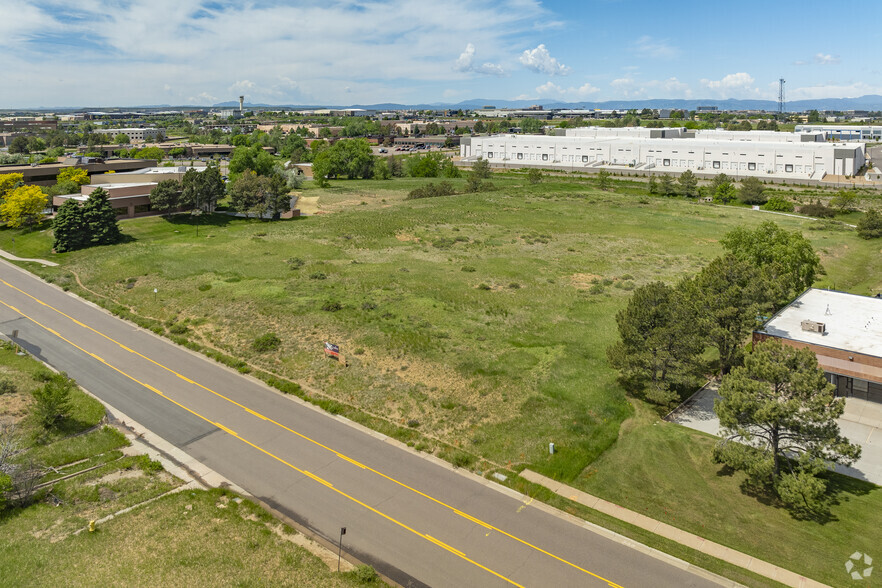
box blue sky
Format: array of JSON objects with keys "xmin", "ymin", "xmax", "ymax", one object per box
[{"xmin": 2, "ymin": 0, "xmax": 879, "ymax": 108}]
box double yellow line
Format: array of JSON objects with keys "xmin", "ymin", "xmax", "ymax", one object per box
[{"xmin": 0, "ymin": 278, "xmax": 623, "ymax": 588}]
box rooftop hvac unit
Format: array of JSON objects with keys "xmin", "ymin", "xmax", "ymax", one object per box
[{"xmin": 801, "ymin": 320, "xmax": 825, "ymax": 334}]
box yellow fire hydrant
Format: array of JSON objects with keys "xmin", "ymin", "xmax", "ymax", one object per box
[{"xmin": 88, "ymin": 520, "xmax": 96, "ymax": 533}]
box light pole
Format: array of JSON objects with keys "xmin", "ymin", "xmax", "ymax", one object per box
[{"xmin": 337, "ymin": 527, "xmax": 346, "ymax": 572}]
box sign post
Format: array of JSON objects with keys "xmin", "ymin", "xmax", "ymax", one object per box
[{"xmin": 337, "ymin": 527, "xmax": 346, "ymax": 572}]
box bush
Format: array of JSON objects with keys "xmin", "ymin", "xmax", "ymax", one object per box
[
  {"xmin": 798, "ymin": 200, "xmax": 835, "ymax": 218},
  {"xmin": 348, "ymin": 564, "xmax": 380, "ymax": 584},
  {"xmin": 857, "ymin": 208, "xmax": 882, "ymax": 239},
  {"xmin": 460, "ymin": 265, "xmax": 476, "ymax": 272},
  {"xmin": 321, "ymin": 300, "xmax": 343, "ymax": 312},
  {"xmin": 0, "ymin": 379, "xmax": 16, "ymax": 395},
  {"xmin": 761, "ymin": 195, "xmax": 794, "ymax": 212},
  {"xmin": 32, "ymin": 373, "xmax": 74, "ymax": 429},
  {"xmin": 252, "ymin": 333, "xmax": 281, "ymax": 352},
  {"xmin": 406, "ymin": 181, "xmax": 456, "ymax": 200}
]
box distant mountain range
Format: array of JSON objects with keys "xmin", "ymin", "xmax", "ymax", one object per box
[
  {"xmin": 212, "ymin": 96, "xmax": 882, "ymax": 112},
  {"xmin": 8, "ymin": 95, "xmax": 882, "ymax": 113}
]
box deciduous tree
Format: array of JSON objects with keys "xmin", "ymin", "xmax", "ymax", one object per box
[
  {"xmin": 714, "ymin": 340, "xmax": 860, "ymax": 512},
  {"xmin": 0, "ymin": 173, "xmax": 24, "ymax": 199},
  {"xmin": 57, "ymin": 167, "xmax": 90, "ymax": 186},
  {"xmin": 721, "ymin": 220, "xmax": 821, "ymax": 305},
  {"xmin": 0, "ymin": 185, "xmax": 48, "ymax": 228}
]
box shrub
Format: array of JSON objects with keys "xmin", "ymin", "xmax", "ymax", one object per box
[
  {"xmin": 857, "ymin": 209, "xmax": 882, "ymax": 239},
  {"xmin": 168, "ymin": 323, "xmax": 189, "ymax": 335},
  {"xmin": 252, "ymin": 333, "xmax": 281, "ymax": 352},
  {"xmin": 348, "ymin": 564, "xmax": 380, "ymax": 584},
  {"xmin": 309, "ymin": 271, "xmax": 327, "ymax": 280},
  {"xmin": 461, "ymin": 265, "xmax": 476, "ymax": 272},
  {"xmin": 197, "ymin": 283, "xmax": 212, "ymax": 292},
  {"xmin": 0, "ymin": 379, "xmax": 16, "ymax": 395},
  {"xmin": 321, "ymin": 300, "xmax": 343, "ymax": 312},
  {"xmin": 406, "ymin": 181, "xmax": 456, "ymax": 200},
  {"xmin": 32, "ymin": 373, "xmax": 74, "ymax": 429},
  {"xmin": 477, "ymin": 283, "xmax": 491, "ymax": 290},
  {"xmin": 798, "ymin": 200, "xmax": 835, "ymax": 218},
  {"xmin": 287, "ymin": 257, "xmax": 305, "ymax": 269},
  {"xmin": 761, "ymin": 195, "xmax": 794, "ymax": 212}
]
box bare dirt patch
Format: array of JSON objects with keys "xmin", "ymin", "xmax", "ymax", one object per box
[
  {"xmin": 269, "ymin": 523, "xmax": 355, "ymax": 572},
  {"xmin": 85, "ymin": 468, "xmax": 144, "ymax": 486},
  {"xmin": 570, "ymin": 273, "xmax": 603, "ymax": 289},
  {"xmin": 395, "ymin": 232, "xmax": 420, "ymax": 243}
]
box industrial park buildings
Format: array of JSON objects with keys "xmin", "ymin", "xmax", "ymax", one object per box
[{"xmin": 460, "ymin": 127, "xmax": 867, "ymax": 179}]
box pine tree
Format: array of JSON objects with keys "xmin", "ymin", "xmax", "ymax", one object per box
[
  {"xmin": 714, "ymin": 340, "xmax": 860, "ymax": 513},
  {"xmin": 82, "ymin": 188, "xmax": 121, "ymax": 245},
  {"xmin": 52, "ymin": 199, "xmax": 88, "ymax": 252}
]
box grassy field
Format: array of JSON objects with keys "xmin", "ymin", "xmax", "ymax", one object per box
[
  {"xmin": 0, "ymin": 343, "xmax": 383, "ymax": 587},
  {"xmin": 3, "ymin": 175, "xmax": 882, "ymax": 479},
  {"xmin": 3, "ymin": 173, "xmax": 882, "ymax": 585},
  {"xmin": 576, "ymin": 403, "xmax": 882, "ymax": 587}
]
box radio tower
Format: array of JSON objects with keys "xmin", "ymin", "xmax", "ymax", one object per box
[{"xmin": 777, "ymin": 78, "xmax": 785, "ymax": 114}]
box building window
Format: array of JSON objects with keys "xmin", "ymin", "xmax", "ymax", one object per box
[
  {"xmin": 134, "ymin": 203, "xmax": 151, "ymax": 214},
  {"xmin": 663, "ymin": 159, "xmax": 670, "ymax": 166},
  {"xmin": 582, "ymin": 156, "xmax": 588, "ymax": 162},
  {"xmin": 517, "ymin": 153, "xmax": 523, "ymax": 160},
  {"xmin": 785, "ymin": 164, "xmax": 794, "ymax": 172},
  {"xmin": 542, "ymin": 154, "xmax": 548, "ymax": 161},
  {"xmin": 713, "ymin": 161, "xmax": 720, "ymax": 169},
  {"xmin": 748, "ymin": 162, "xmax": 756, "ymax": 170},
  {"xmin": 486, "ymin": 152, "xmax": 493, "ymax": 158}
]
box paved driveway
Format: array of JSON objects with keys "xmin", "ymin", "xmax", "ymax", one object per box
[{"xmin": 669, "ymin": 383, "xmax": 882, "ymax": 486}]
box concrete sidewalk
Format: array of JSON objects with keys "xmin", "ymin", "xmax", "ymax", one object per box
[
  {"xmin": 0, "ymin": 248, "xmax": 58, "ymax": 266},
  {"xmin": 519, "ymin": 469, "xmax": 829, "ymax": 588}
]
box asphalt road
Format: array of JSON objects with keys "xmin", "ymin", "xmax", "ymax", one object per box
[{"xmin": 0, "ymin": 260, "xmax": 725, "ymax": 588}]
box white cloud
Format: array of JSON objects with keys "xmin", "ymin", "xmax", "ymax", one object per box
[
  {"xmin": 519, "ymin": 44, "xmax": 570, "ymax": 76},
  {"xmin": 814, "ymin": 53, "xmax": 840, "ymax": 65},
  {"xmin": 534, "ymin": 81, "xmax": 598, "ymax": 99},
  {"xmin": 700, "ymin": 72, "xmax": 762, "ymax": 97},
  {"xmin": 1, "ymin": 0, "xmax": 549, "ymax": 106},
  {"xmin": 632, "ymin": 36, "xmax": 679, "ymax": 59},
  {"xmin": 453, "ymin": 43, "xmax": 506, "ymax": 76},
  {"xmin": 188, "ymin": 92, "xmax": 218, "ymax": 105}
]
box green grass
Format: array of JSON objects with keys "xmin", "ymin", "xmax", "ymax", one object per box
[
  {"xmin": 577, "ymin": 403, "xmax": 882, "ymax": 587},
  {"xmin": 1, "ymin": 332, "xmax": 384, "ymax": 588},
  {"xmin": 7, "ymin": 175, "xmax": 882, "ymax": 481}
]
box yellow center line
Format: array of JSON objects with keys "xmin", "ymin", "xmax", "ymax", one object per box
[
  {"xmin": 0, "ymin": 297, "xmax": 524, "ymax": 588},
  {"xmin": 0, "ymin": 279, "xmax": 624, "ymax": 588}
]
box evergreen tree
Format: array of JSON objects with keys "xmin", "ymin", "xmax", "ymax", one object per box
[
  {"xmin": 82, "ymin": 188, "xmax": 121, "ymax": 245},
  {"xmin": 149, "ymin": 179, "xmax": 183, "ymax": 216},
  {"xmin": 52, "ymin": 199, "xmax": 88, "ymax": 252},
  {"xmin": 607, "ymin": 281, "xmax": 705, "ymax": 407},
  {"xmin": 658, "ymin": 174, "xmax": 676, "ymax": 196},
  {"xmin": 714, "ymin": 340, "xmax": 860, "ymax": 513},
  {"xmin": 678, "ymin": 170, "xmax": 698, "ymax": 197}
]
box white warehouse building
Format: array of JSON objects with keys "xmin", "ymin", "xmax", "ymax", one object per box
[
  {"xmin": 795, "ymin": 125, "xmax": 882, "ymax": 142},
  {"xmin": 460, "ymin": 127, "xmax": 866, "ymax": 179}
]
